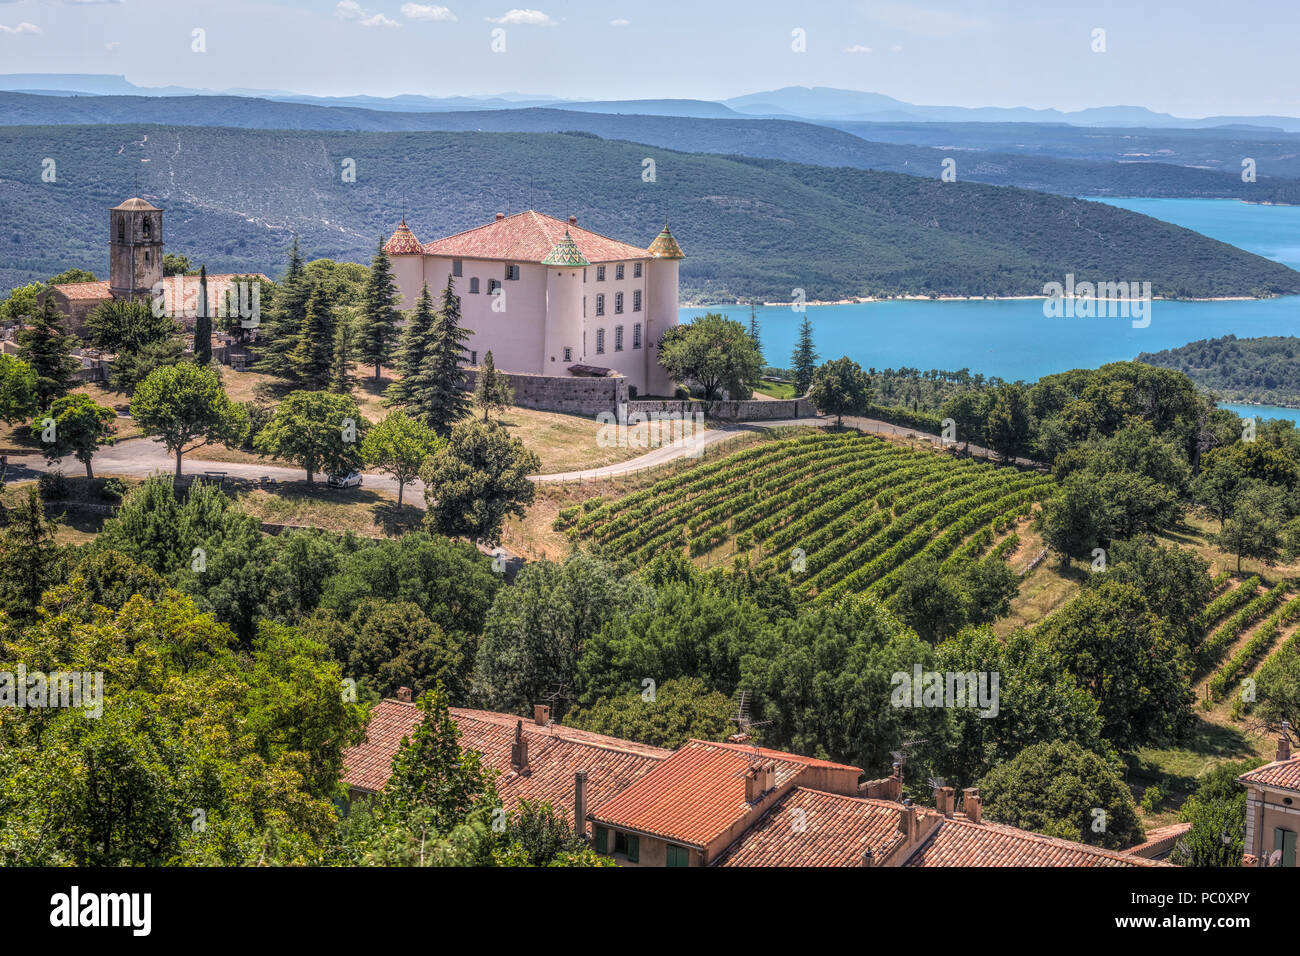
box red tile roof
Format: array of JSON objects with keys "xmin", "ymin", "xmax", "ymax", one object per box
[
  {"xmin": 341, "ymin": 701, "xmax": 669, "ymax": 818},
  {"xmin": 1124, "ymin": 822, "xmax": 1192, "ymax": 858},
  {"xmin": 715, "ymin": 789, "xmax": 906, "ymax": 866},
  {"xmin": 51, "ymin": 281, "xmax": 112, "ymax": 301},
  {"xmin": 587, "ymin": 740, "xmax": 826, "ymax": 848},
  {"xmin": 904, "ymin": 816, "xmax": 1168, "ymax": 867},
  {"xmin": 51, "ymin": 274, "xmax": 268, "ymax": 309},
  {"xmin": 1238, "ymin": 756, "xmax": 1300, "ymax": 793},
  {"xmin": 419, "ymin": 211, "xmax": 652, "ymax": 264}
]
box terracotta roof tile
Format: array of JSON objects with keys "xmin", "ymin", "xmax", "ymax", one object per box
[
  {"xmin": 587, "ymin": 740, "xmax": 821, "ymax": 848},
  {"xmin": 341, "ymin": 701, "xmax": 669, "ymax": 818},
  {"xmin": 419, "ymin": 211, "xmax": 651, "ymax": 264},
  {"xmin": 1238, "ymin": 756, "xmax": 1300, "ymax": 792},
  {"xmin": 383, "ymin": 219, "xmax": 424, "ymax": 256},
  {"xmin": 51, "ymin": 281, "xmax": 112, "ymax": 300},
  {"xmin": 716, "ymin": 789, "xmax": 906, "ymax": 866},
  {"xmin": 905, "ymin": 817, "xmax": 1169, "ymax": 867}
]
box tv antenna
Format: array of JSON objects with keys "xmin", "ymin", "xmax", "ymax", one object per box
[{"xmin": 728, "ymin": 690, "xmax": 773, "ymax": 773}]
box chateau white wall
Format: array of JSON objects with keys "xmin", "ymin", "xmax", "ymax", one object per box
[
  {"xmin": 422, "ymin": 255, "xmax": 548, "ymax": 375},
  {"xmin": 645, "ymin": 258, "xmax": 680, "ymax": 396},
  {"xmin": 580, "ymin": 259, "xmax": 653, "ymax": 394}
]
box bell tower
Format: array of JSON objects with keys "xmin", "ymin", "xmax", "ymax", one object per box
[{"xmin": 109, "ymin": 197, "xmax": 164, "ymax": 301}]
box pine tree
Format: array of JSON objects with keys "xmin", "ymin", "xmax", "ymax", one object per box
[
  {"xmin": 791, "ymin": 316, "xmax": 819, "ymax": 396},
  {"xmin": 193, "ymin": 264, "xmax": 212, "ymax": 365},
  {"xmin": 358, "ymin": 237, "xmax": 402, "ymax": 381},
  {"xmin": 386, "ymin": 282, "xmax": 435, "ymax": 408},
  {"xmin": 331, "ymin": 308, "xmax": 357, "ymax": 395},
  {"xmin": 254, "ymin": 235, "xmax": 309, "ymax": 381},
  {"xmin": 473, "ymin": 349, "xmax": 514, "ymax": 422},
  {"xmin": 748, "ymin": 305, "xmax": 764, "ymax": 366},
  {"xmin": 290, "ymin": 283, "xmax": 337, "ymax": 391},
  {"xmin": 417, "ymin": 275, "xmax": 472, "ymax": 435},
  {"xmin": 18, "ymin": 296, "xmax": 79, "ymax": 406}
]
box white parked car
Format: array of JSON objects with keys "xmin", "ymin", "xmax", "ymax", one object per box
[{"xmin": 327, "ymin": 470, "xmax": 363, "ymax": 489}]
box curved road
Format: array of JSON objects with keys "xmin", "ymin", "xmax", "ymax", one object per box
[{"xmin": 5, "ymin": 413, "xmax": 1032, "ymax": 498}]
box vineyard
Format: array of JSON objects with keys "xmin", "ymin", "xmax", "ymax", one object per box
[
  {"xmin": 556, "ymin": 432, "xmax": 1055, "ymax": 601},
  {"xmin": 1189, "ymin": 572, "xmax": 1300, "ymax": 710}
]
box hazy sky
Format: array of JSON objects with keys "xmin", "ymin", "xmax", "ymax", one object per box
[{"xmin": 1, "ymin": 0, "xmax": 1296, "ymax": 117}]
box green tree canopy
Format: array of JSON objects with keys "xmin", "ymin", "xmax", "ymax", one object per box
[
  {"xmin": 130, "ymin": 363, "xmax": 243, "ymax": 478},
  {"xmin": 658, "ymin": 313, "xmax": 762, "ymax": 401},
  {"xmin": 254, "ymin": 390, "xmax": 368, "ymax": 485},
  {"xmin": 421, "ymin": 419, "xmax": 539, "ymax": 545}
]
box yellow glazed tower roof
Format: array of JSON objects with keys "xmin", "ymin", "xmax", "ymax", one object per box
[{"xmin": 647, "ymin": 224, "xmax": 685, "ymax": 259}]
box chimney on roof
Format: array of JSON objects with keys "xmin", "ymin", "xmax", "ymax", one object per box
[
  {"xmin": 574, "ymin": 770, "xmax": 588, "ymax": 841},
  {"xmin": 896, "ymin": 803, "xmax": 918, "ymax": 841},
  {"xmin": 496, "ymin": 212, "xmax": 505, "ymax": 221},
  {"xmin": 534, "ymin": 703, "xmax": 551, "ymax": 727},
  {"xmin": 728, "ymin": 732, "xmax": 751, "ymax": 744},
  {"xmin": 1278, "ymin": 721, "xmax": 1293, "ymax": 762},
  {"xmin": 568, "ymin": 215, "xmax": 577, "ymax": 225},
  {"xmin": 395, "ymin": 686, "xmax": 412, "ymax": 703},
  {"xmin": 761, "ymin": 760, "xmax": 777, "ymax": 792},
  {"xmin": 963, "ymin": 787, "xmax": 982, "ymax": 824},
  {"xmin": 510, "ymin": 719, "xmax": 530, "ymax": 774},
  {"xmin": 934, "ymin": 785, "xmax": 956, "ymax": 818},
  {"xmin": 744, "ymin": 765, "xmax": 763, "ymax": 803},
  {"xmin": 860, "ymin": 848, "xmax": 874, "ymax": 868}
]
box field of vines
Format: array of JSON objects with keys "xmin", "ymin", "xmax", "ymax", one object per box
[
  {"xmin": 1193, "ymin": 573, "xmax": 1300, "ymax": 708},
  {"xmin": 557, "ymin": 432, "xmax": 1055, "ymax": 600}
]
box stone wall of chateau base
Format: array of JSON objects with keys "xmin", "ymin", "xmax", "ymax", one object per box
[
  {"xmin": 626, "ymin": 397, "xmax": 815, "ymax": 420},
  {"xmin": 461, "ymin": 369, "xmax": 629, "ymax": 417}
]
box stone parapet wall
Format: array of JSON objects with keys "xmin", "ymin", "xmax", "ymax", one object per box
[{"xmin": 626, "ymin": 397, "xmax": 814, "ymax": 421}]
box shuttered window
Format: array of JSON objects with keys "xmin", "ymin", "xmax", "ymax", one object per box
[
  {"xmin": 595, "ymin": 827, "xmax": 608, "ymax": 854},
  {"xmin": 626, "ymin": 833, "xmax": 639, "ymax": 863},
  {"xmin": 666, "ymin": 844, "xmax": 689, "ymax": 867}
]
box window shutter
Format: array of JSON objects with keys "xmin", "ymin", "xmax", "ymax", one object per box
[
  {"xmin": 627, "ymin": 834, "xmax": 639, "ymax": 863},
  {"xmin": 595, "ymin": 826, "xmax": 608, "ymax": 854}
]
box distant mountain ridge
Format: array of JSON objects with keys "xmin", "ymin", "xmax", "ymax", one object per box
[{"xmin": 3, "ymin": 75, "xmax": 1298, "ymax": 131}]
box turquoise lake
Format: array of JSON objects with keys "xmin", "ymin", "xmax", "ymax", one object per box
[{"xmin": 679, "ymin": 197, "xmax": 1299, "ymax": 419}]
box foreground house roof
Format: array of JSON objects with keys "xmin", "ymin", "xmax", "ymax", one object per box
[
  {"xmin": 715, "ymin": 789, "xmax": 909, "ymax": 866},
  {"xmin": 903, "ymin": 816, "xmax": 1166, "ymax": 867},
  {"xmin": 1238, "ymin": 756, "xmax": 1300, "ymax": 793},
  {"xmin": 392, "ymin": 211, "xmax": 657, "ymax": 264},
  {"xmin": 51, "ymin": 273, "xmax": 268, "ymax": 307},
  {"xmin": 340, "ymin": 699, "xmax": 668, "ymax": 816}
]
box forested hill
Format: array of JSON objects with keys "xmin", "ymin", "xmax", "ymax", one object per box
[
  {"xmin": 5, "ymin": 91, "xmax": 1300, "ymax": 204},
  {"xmin": 2, "ymin": 123, "xmax": 1298, "ymax": 301},
  {"xmin": 1137, "ymin": 335, "xmax": 1300, "ymax": 407}
]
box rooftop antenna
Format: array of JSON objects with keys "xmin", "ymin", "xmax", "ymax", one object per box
[{"xmin": 728, "ymin": 691, "xmax": 773, "ymax": 772}]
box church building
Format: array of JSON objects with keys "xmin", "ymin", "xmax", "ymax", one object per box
[
  {"xmin": 42, "ymin": 197, "xmax": 265, "ymax": 333},
  {"xmin": 384, "ymin": 211, "xmax": 684, "ymax": 397}
]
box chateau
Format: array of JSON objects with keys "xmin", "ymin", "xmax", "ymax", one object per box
[
  {"xmin": 41, "ymin": 197, "xmax": 263, "ymax": 333},
  {"xmin": 384, "ymin": 211, "xmax": 684, "ymax": 397}
]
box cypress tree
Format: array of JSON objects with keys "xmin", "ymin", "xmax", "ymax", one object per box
[
  {"xmin": 18, "ymin": 296, "xmax": 79, "ymax": 406},
  {"xmin": 332, "ymin": 308, "xmax": 357, "ymax": 395},
  {"xmin": 414, "ymin": 275, "xmax": 471, "ymax": 435},
  {"xmin": 193, "ymin": 264, "xmax": 212, "ymax": 365},
  {"xmin": 358, "ymin": 237, "xmax": 402, "ymax": 381},
  {"xmin": 748, "ymin": 305, "xmax": 764, "ymax": 367},
  {"xmin": 254, "ymin": 235, "xmax": 309, "ymax": 381},
  {"xmin": 290, "ymin": 283, "xmax": 337, "ymax": 391},
  {"xmin": 386, "ymin": 281, "xmax": 435, "ymax": 407},
  {"xmin": 473, "ymin": 349, "xmax": 514, "ymax": 422},
  {"xmin": 791, "ymin": 316, "xmax": 819, "ymax": 396}
]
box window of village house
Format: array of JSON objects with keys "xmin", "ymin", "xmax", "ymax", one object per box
[
  {"xmin": 1275, "ymin": 828, "xmax": 1297, "ymax": 867},
  {"xmin": 596, "ymin": 265, "xmax": 606, "ymax": 281},
  {"xmin": 453, "ymin": 259, "xmax": 463, "ymax": 277},
  {"xmin": 505, "ymin": 264, "xmax": 520, "ymax": 280},
  {"xmin": 633, "ymin": 323, "xmax": 642, "ymax": 349},
  {"xmin": 615, "ymin": 292, "xmax": 624, "ymax": 314},
  {"xmin": 612, "ymin": 830, "xmax": 639, "ymax": 862},
  {"xmin": 117, "ymin": 220, "xmax": 125, "ymax": 242},
  {"xmin": 634, "ymin": 262, "xmax": 643, "ymax": 278},
  {"xmin": 470, "ymin": 350, "xmax": 477, "ymax": 366},
  {"xmin": 595, "ymin": 827, "xmax": 609, "ymax": 854},
  {"xmin": 615, "ymin": 326, "xmax": 624, "ymax": 351},
  {"xmin": 595, "ymin": 294, "xmax": 605, "ymax": 316},
  {"xmin": 563, "ymin": 347, "xmax": 572, "ymax": 362},
  {"xmin": 469, "ymin": 277, "xmax": 480, "ymax": 293},
  {"xmin": 596, "ymin": 328, "xmax": 605, "ymax": 354},
  {"xmin": 666, "ymin": 844, "xmax": 689, "ymax": 867},
  {"xmin": 615, "ymin": 264, "xmax": 625, "ymax": 280},
  {"xmin": 633, "ymin": 289, "xmax": 642, "ymax": 312}
]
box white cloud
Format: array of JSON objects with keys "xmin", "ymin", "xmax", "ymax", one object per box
[
  {"xmin": 843, "ymin": 44, "xmax": 872, "ymax": 54},
  {"xmin": 0, "ymin": 22, "xmax": 40, "ymax": 34},
  {"xmin": 891, "ymin": 44, "xmax": 904, "ymax": 53},
  {"xmin": 336, "ymin": 1, "xmax": 399, "ymax": 27},
  {"xmin": 402, "ymin": 3, "xmax": 456, "ymax": 21},
  {"xmin": 485, "ymin": 9, "xmax": 555, "ymax": 26},
  {"xmin": 610, "ymin": 18, "xmax": 629, "ymax": 27}
]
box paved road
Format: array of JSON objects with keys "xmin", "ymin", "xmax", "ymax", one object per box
[{"xmin": 6, "ymin": 412, "xmax": 1034, "ymax": 494}]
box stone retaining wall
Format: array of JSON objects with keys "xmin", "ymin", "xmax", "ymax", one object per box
[
  {"xmin": 626, "ymin": 397, "xmax": 814, "ymax": 421},
  {"xmin": 461, "ymin": 369, "xmax": 629, "ymax": 417}
]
